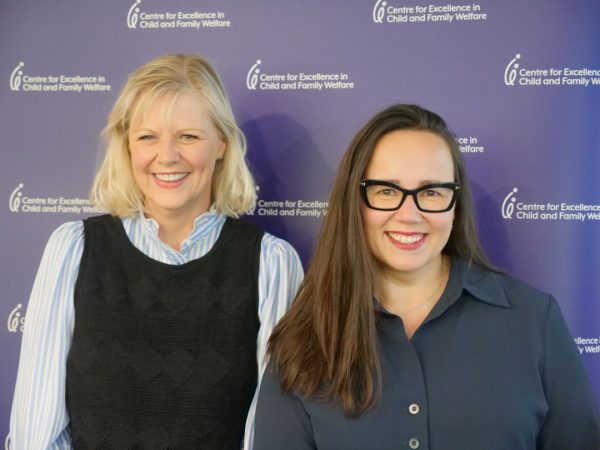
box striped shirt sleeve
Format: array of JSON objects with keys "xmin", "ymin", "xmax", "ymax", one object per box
[
  {"xmin": 9, "ymin": 221, "xmax": 83, "ymax": 450},
  {"xmin": 243, "ymin": 232, "xmax": 304, "ymax": 450}
]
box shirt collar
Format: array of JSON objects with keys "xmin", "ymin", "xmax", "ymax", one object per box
[
  {"xmin": 444, "ymin": 255, "xmax": 510, "ymax": 309},
  {"xmin": 185, "ymin": 207, "xmax": 225, "ymax": 246},
  {"xmin": 375, "ymin": 256, "xmax": 510, "ymax": 321},
  {"xmin": 136, "ymin": 205, "xmax": 225, "ymax": 247},
  {"xmin": 137, "ymin": 211, "xmax": 159, "ymax": 234}
]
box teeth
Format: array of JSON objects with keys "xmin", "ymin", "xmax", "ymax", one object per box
[
  {"xmin": 155, "ymin": 173, "xmax": 186, "ymax": 182},
  {"xmin": 388, "ymin": 232, "xmax": 424, "ymax": 244}
]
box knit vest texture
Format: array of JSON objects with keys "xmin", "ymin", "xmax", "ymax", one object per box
[{"xmin": 66, "ymin": 214, "xmax": 263, "ymax": 450}]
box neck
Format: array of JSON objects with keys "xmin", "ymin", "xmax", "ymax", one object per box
[{"xmin": 376, "ymin": 255, "xmax": 450, "ymax": 335}]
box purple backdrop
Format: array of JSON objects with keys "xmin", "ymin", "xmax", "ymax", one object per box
[{"xmin": 1, "ymin": 0, "xmax": 599, "ymax": 444}]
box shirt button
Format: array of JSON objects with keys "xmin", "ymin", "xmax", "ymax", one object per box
[
  {"xmin": 408, "ymin": 437, "xmax": 420, "ymax": 449},
  {"xmin": 408, "ymin": 403, "xmax": 420, "ymax": 415}
]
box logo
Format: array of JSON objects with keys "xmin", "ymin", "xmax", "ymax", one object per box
[
  {"xmin": 373, "ymin": 0, "xmax": 387, "ymax": 23},
  {"xmin": 8, "ymin": 183, "xmax": 103, "ymax": 214},
  {"xmin": 372, "ymin": 2, "xmax": 487, "ymax": 24},
  {"xmin": 500, "ymin": 188, "xmax": 600, "ymax": 222},
  {"xmin": 245, "ymin": 59, "xmax": 355, "ymax": 91},
  {"xmin": 246, "ymin": 60, "xmax": 261, "ymax": 90},
  {"xmin": 9, "ymin": 183, "xmax": 24, "ymax": 212},
  {"xmin": 501, "ymin": 187, "xmax": 518, "ymax": 219},
  {"xmin": 125, "ymin": 1, "xmax": 231, "ymax": 30},
  {"xmin": 244, "ymin": 185, "xmax": 261, "ymax": 215},
  {"xmin": 504, "ymin": 53, "xmax": 521, "ymax": 86},
  {"xmin": 7, "ymin": 304, "xmax": 25, "ymax": 333},
  {"xmin": 503, "ymin": 52, "xmax": 600, "ymax": 87},
  {"xmin": 9, "ymin": 62, "xmax": 24, "ymax": 91},
  {"xmin": 127, "ymin": 0, "xmax": 141, "ymax": 28},
  {"xmin": 5, "ymin": 434, "xmax": 10, "ymax": 450},
  {"xmin": 8, "ymin": 63, "xmax": 111, "ymax": 93}
]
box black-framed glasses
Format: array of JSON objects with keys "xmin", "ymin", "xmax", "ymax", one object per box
[{"xmin": 360, "ymin": 179, "xmax": 460, "ymax": 212}]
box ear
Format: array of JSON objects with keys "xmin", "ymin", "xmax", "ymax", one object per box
[{"xmin": 217, "ymin": 139, "xmax": 226, "ymax": 160}]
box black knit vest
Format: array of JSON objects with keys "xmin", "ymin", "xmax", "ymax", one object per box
[{"xmin": 66, "ymin": 215, "xmax": 263, "ymax": 449}]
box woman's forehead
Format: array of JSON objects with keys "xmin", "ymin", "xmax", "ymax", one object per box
[{"xmin": 129, "ymin": 89, "xmax": 208, "ymax": 128}]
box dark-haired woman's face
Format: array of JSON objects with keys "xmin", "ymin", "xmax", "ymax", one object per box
[{"xmin": 361, "ymin": 129, "xmax": 455, "ymax": 280}]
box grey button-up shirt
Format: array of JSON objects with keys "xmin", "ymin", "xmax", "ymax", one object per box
[{"xmin": 254, "ymin": 257, "xmax": 600, "ymax": 450}]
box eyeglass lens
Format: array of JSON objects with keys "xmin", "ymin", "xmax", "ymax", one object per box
[{"xmin": 364, "ymin": 183, "xmax": 455, "ymax": 211}]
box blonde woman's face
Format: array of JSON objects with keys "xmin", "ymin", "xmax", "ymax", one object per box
[{"xmin": 128, "ymin": 91, "xmax": 225, "ymax": 224}]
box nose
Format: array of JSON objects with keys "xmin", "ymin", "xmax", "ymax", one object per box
[
  {"xmin": 393, "ymin": 193, "xmax": 422, "ymax": 222},
  {"xmin": 157, "ymin": 138, "xmax": 180, "ymax": 166}
]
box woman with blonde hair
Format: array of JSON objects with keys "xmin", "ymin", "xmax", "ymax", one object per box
[
  {"xmin": 254, "ymin": 104, "xmax": 599, "ymax": 450},
  {"xmin": 10, "ymin": 54, "xmax": 303, "ymax": 449}
]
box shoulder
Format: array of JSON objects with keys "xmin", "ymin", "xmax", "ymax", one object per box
[
  {"xmin": 262, "ymin": 232, "xmax": 297, "ymax": 253},
  {"xmin": 30, "ymin": 221, "xmax": 85, "ymax": 302},
  {"xmin": 459, "ymin": 261, "xmax": 577, "ymax": 358},
  {"xmin": 495, "ymin": 270, "xmax": 552, "ymax": 306},
  {"xmin": 459, "ymin": 258, "xmax": 554, "ymax": 318},
  {"xmin": 46, "ymin": 220, "xmax": 85, "ymax": 248},
  {"xmin": 495, "ymin": 271, "xmax": 559, "ymax": 330},
  {"xmin": 226, "ymin": 218, "xmax": 301, "ymax": 261},
  {"xmin": 261, "ymin": 232, "xmax": 302, "ymax": 264}
]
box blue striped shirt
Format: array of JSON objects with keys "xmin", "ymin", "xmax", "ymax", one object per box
[{"xmin": 10, "ymin": 210, "xmax": 304, "ymax": 450}]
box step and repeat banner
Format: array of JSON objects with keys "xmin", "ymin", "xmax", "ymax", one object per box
[{"xmin": 1, "ymin": 0, "xmax": 599, "ymax": 444}]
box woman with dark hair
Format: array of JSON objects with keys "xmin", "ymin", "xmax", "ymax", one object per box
[{"xmin": 254, "ymin": 104, "xmax": 599, "ymax": 450}]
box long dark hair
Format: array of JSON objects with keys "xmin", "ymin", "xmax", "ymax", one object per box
[{"xmin": 267, "ymin": 104, "xmax": 495, "ymax": 416}]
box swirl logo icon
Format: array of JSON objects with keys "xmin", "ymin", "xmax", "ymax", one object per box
[
  {"xmin": 245, "ymin": 205, "xmax": 256, "ymax": 216},
  {"xmin": 10, "ymin": 62, "xmax": 24, "ymax": 91},
  {"xmin": 127, "ymin": 0, "xmax": 141, "ymax": 29},
  {"xmin": 5, "ymin": 434, "xmax": 10, "ymax": 450},
  {"xmin": 9, "ymin": 183, "xmax": 24, "ymax": 212},
  {"xmin": 246, "ymin": 60, "xmax": 262, "ymax": 90},
  {"xmin": 373, "ymin": 0, "xmax": 387, "ymax": 23},
  {"xmin": 504, "ymin": 53, "xmax": 521, "ymax": 86},
  {"xmin": 502, "ymin": 188, "xmax": 518, "ymax": 219},
  {"xmin": 7, "ymin": 304, "xmax": 25, "ymax": 333},
  {"xmin": 245, "ymin": 185, "xmax": 260, "ymax": 215}
]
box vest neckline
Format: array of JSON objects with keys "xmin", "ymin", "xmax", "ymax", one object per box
[{"xmin": 111, "ymin": 215, "xmax": 235, "ymax": 273}]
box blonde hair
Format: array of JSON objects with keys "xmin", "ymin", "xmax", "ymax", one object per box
[{"xmin": 91, "ymin": 54, "xmax": 256, "ymax": 218}]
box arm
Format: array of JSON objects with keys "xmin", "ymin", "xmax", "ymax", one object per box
[
  {"xmin": 253, "ymin": 363, "xmax": 316, "ymax": 450},
  {"xmin": 10, "ymin": 221, "xmax": 84, "ymax": 450},
  {"xmin": 537, "ymin": 296, "xmax": 600, "ymax": 449},
  {"xmin": 244, "ymin": 233, "xmax": 304, "ymax": 450}
]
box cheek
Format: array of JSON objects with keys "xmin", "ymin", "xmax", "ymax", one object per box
[
  {"xmin": 360, "ymin": 205, "xmax": 374, "ymax": 234},
  {"xmin": 361, "ymin": 207, "xmax": 387, "ymax": 245},
  {"xmin": 128, "ymin": 146, "xmax": 151, "ymax": 171},
  {"xmin": 361, "ymin": 205, "xmax": 390, "ymax": 229},
  {"xmin": 431, "ymin": 213, "xmax": 454, "ymax": 235},
  {"xmin": 185, "ymin": 145, "xmax": 220, "ymax": 170}
]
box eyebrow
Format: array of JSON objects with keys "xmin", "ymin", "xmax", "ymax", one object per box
[
  {"xmin": 129, "ymin": 126, "xmax": 208, "ymax": 134},
  {"xmin": 379, "ymin": 178, "xmax": 451, "ymax": 186}
]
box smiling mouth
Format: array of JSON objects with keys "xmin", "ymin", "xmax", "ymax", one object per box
[
  {"xmin": 386, "ymin": 232, "xmax": 425, "ymax": 244},
  {"xmin": 154, "ymin": 173, "xmax": 188, "ymax": 182}
]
